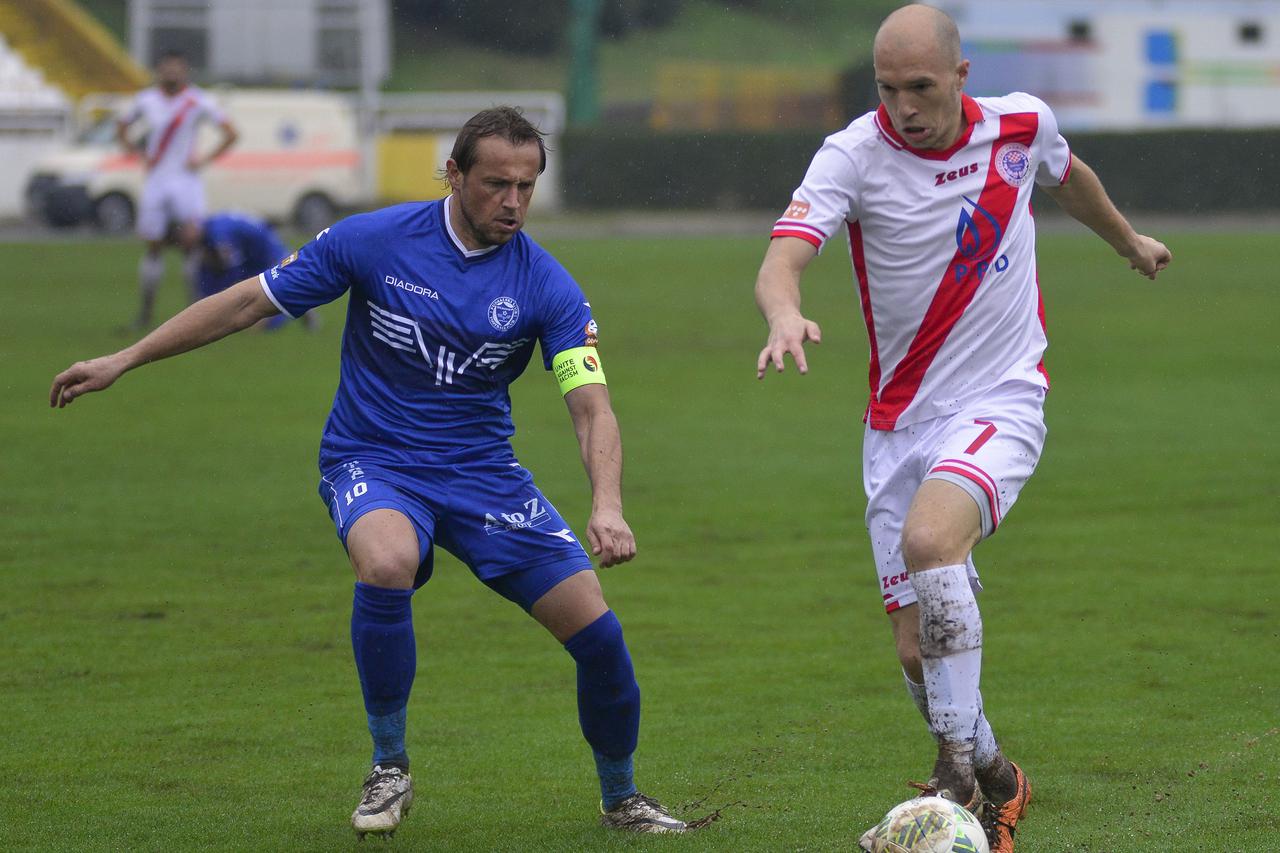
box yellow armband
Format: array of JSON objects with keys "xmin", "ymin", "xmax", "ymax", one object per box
[{"xmin": 552, "ymin": 346, "xmax": 607, "ymax": 395}]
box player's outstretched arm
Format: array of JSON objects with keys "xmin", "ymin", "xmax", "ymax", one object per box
[
  {"xmin": 50, "ymin": 277, "xmax": 279, "ymax": 408},
  {"xmin": 1042, "ymin": 154, "xmax": 1172, "ymax": 280},
  {"xmin": 564, "ymin": 383, "xmax": 636, "ymax": 569},
  {"xmin": 755, "ymin": 236, "xmax": 822, "ymax": 378}
]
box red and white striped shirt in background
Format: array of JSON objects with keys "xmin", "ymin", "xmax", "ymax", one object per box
[{"xmin": 120, "ymin": 85, "xmax": 227, "ymax": 174}]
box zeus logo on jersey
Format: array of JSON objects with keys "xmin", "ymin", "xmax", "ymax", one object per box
[
  {"xmin": 384, "ymin": 274, "xmax": 439, "ymax": 300},
  {"xmin": 954, "ymin": 195, "xmax": 1009, "ymax": 284},
  {"xmin": 935, "ymin": 163, "xmax": 980, "ymax": 186}
]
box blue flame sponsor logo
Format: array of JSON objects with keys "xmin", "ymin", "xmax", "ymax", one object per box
[{"xmin": 954, "ymin": 195, "xmax": 1008, "ymax": 283}]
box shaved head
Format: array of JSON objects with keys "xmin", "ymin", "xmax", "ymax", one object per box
[
  {"xmin": 874, "ymin": 4, "xmax": 962, "ymax": 67},
  {"xmin": 871, "ymin": 3, "xmax": 970, "ymax": 151}
]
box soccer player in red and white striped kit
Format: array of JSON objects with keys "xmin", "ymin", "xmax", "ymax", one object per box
[
  {"xmin": 116, "ymin": 50, "xmax": 238, "ymax": 329},
  {"xmin": 753, "ymin": 6, "xmax": 1171, "ymax": 852}
]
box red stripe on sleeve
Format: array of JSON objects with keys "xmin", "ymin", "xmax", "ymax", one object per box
[{"xmin": 771, "ymin": 229, "xmax": 823, "ymax": 249}]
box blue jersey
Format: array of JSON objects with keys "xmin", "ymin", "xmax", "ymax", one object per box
[
  {"xmin": 200, "ymin": 212, "xmax": 289, "ymax": 298},
  {"xmin": 259, "ymin": 199, "xmax": 596, "ymax": 468}
]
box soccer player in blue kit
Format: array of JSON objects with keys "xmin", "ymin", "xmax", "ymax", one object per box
[
  {"xmin": 50, "ymin": 107, "xmax": 686, "ymax": 838},
  {"xmin": 195, "ymin": 211, "xmax": 288, "ymax": 300},
  {"xmin": 195, "ymin": 211, "xmax": 317, "ymax": 329}
]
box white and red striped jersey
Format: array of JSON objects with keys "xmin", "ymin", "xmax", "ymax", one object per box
[
  {"xmin": 120, "ymin": 85, "xmax": 226, "ymax": 174},
  {"xmin": 773, "ymin": 92, "xmax": 1071, "ymax": 431}
]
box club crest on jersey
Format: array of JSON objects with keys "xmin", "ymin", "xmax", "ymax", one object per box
[
  {"xmin": 488, "ymin": 296, "xmax": 520, "ymax": 331},
  {"xmin": 994, "ymin": 142, "xmax": 1032, "ymax": 187}
]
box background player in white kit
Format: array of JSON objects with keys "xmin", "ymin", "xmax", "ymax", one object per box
[
  {"xmin": 753, "ymin": 6, "xmax": 1171, "ymax": 852},
  {"xmin": 116, "ymin": 50, "xmax": 238, "ymax": 330}
]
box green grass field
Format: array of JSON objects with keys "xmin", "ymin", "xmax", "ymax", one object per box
[{"xmin": 2, "ymin": 227, "xmax": 1277, "ymax": 851}]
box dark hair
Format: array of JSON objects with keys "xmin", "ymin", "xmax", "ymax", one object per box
[
  {"xmin": 155, "ymin": 49, "xmax": 188, "ymax": 65},
  {"xmin": 450, "ymin": 106, "xmax": 547, "ymax": 174}
]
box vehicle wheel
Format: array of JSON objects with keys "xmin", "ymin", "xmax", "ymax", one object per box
[
  {"xmin": 93, "ymin": 192, "xmax": 136, "ymax": 234},
  {"xmin": 294, "ymin": 192, "xmax": 337, "ymax": 231},
  {"xmin": 41, "ymin": 185, "xmax": 93, "ymax": 227}
]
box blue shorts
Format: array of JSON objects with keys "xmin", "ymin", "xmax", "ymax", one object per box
[{"xmin": 318, "ymin": 455, "xmax": 593, "ymax": 610}]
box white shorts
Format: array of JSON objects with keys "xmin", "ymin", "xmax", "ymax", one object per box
[
  {"xmin": 136, "ymin": 170, "xmax": 205, "ymax": 241},
  {"xmin": 862, "ymin": 380, "xmax": 1047, "ymax": 614}
]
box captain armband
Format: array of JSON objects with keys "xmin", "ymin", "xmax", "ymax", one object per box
[{"xmin": 552, "ymin": 346, "xmax": 607, "ymax": 396}]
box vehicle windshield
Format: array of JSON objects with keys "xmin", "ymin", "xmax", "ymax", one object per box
[{"xmin": 76, "ymin": 115, "xmax": 119, "ymax": 146}]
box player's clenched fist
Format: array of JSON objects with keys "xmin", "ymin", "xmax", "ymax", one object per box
[
  {"xmin": 49, "ymin": 354, "xmax": 128, "ymax": 408},
  {"xmin": 586, "ymin": 508, "xmax": 637, "ymax": 568},
  {"xmin": 1124, "ymin": 234, "xmax": 1173, "ymax": 280},
  {"xmin": 757, "ymin": 312, "xmax": 822, "ymax": 379}
]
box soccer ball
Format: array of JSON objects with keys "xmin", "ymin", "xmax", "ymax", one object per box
[{"xmin": 858, "ymin": 796, "xmax": 989, "ymax": 853}]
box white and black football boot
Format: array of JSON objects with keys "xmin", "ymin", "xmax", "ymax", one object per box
[
  {"xmin": 351, "ymin": 764, "xmax": 413, "ymax": 839},
  {"xmin": 600, "ymin": 792, "xmax": 687, "ymax": 833}
]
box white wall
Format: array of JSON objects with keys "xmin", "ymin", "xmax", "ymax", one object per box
[{"xmin": 0, "ymin": 130, "xmax": 67, "ymax": 218}]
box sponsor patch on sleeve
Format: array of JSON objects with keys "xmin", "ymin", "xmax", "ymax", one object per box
[
  {"xmin": 552, "ymin": 346, "xmax": 607, "ymax": 396},
  {"xmin": 784, "ymin": 199, "xmax": 811, "ymax": 220}
]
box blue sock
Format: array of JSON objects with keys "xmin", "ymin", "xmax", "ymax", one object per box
[
  {"xmin": 351, "ymin": 582, "xmax": 416, "ymax": 768},
  {"xmin": 368, "ymin": 706, "xmax": 407, "ymax": 769},
  {"xmin": 564, "ymin": 610, "xmax": 640, "ymax": 809},
  {"xmin": 593, "ymin": 751, "xmax": 636, "ymax": 811}
]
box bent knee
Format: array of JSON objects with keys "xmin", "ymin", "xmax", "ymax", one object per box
[
  {"xmin": 346, "ymin": 509, "xmax": 420, "ymax": 589},
  {"xmin": 351, "ymin": 548, "xmax": 419, "ymax": 589},
  {"xmin": 901, "ymin": 523, "xmax": 971, "ymax": 572},
  {"xmin": 354, "ymin": 559, "xmax": 417, "ymax": 589}
]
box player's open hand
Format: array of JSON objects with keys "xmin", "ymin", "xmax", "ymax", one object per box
[
  {"xmin": 50, "ymin": 354, "xmax": 127, "ymax": 408},
  {"xmin": 757, "ymin": 312, "xmax": 822, "ymax": 379},
  {"xmin": 586, "ymin": 507, "xmax": 636, "ymax": 568},
  {"xmin": 1124, "ymin": 234, "xmax": 1172, "ymax": 280}
]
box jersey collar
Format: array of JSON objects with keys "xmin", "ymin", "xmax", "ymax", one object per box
[
  {"xmin": 874, "ymin": 94, "xmax": 985, "ymax": 161},
  {"xmin": 443, "ymin": 195, "xmax": 500, "ymax": 259}
]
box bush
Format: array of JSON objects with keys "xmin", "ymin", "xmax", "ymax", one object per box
[
  {"xmin": 601, "ymin": 0, "xmax": 685, "ymax": 39},
  {"xmin": 401, "ymin": 0, "xmax": 571, "ymax": 56}
]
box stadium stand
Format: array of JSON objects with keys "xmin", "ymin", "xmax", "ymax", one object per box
[
  {"xmin": 0, "ymin": 0, "xmax": 146, "ymax": 99},
  {"xmin": 0, "ymin": 33, "xmax": 66, "ymax": 112}
]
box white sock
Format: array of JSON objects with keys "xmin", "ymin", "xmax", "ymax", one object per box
[
  {"xmin": 904, "ymin": 670, "xmax": 1000, "ymax": 770},
  {"xmin": 911, "ymin": 564, "xmax": 983, "ymax": 747},
  {"xmin": 138, "ymin": 254, "xmax": 164, "ymax": 297}
]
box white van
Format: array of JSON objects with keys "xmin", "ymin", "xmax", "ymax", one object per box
[{"xmin": 26, "ymin": 88, "xmax": 367, "ymax": 232}]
